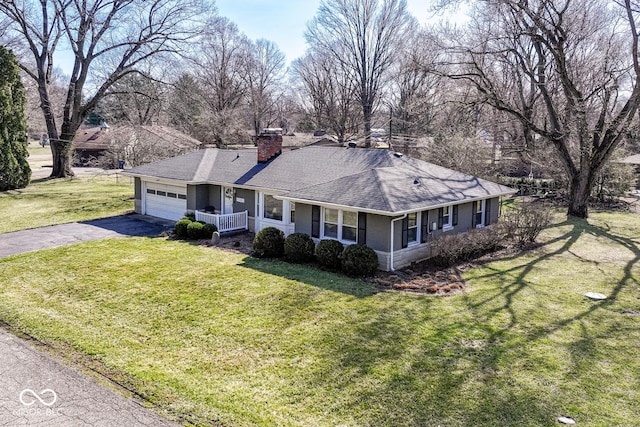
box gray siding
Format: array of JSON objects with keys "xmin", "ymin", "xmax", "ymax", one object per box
[
  {"xmin": 187, "ymin": 184, "xmax": 255, "ymax": 215},
  {"xmin": 134, "ymin": 177, "xmax": 141, "ymax": 200},
  {"xmin": 294, "ymin": 203, "xmax": 313, "ymax": 235},
  {"xmin": 134, "ymin": 177, "xmax": 142, "ymax": 214},
  {"xmin": 195, "ymin": 185, "xmax": 210, "ymax": 210},
  {"xmin": 367, "ymin": 213, "xmax": 391, "ymax": 252},
  {"xmin": 392, "ymin": 217, "xmax": 404, "ymax": 250},
  {"xmin": 208, "ymin": 185, "xmax": 222, "ymax": 210},
  {"xmin": 187, "ymin": 184, "xmax": 215, "ymax": 211},
  {"xmin": 488, "ymin": 197, "xmax": 499, "ymax": 224},
  {"xmin": 234, "ymin": 188, "xmax": 255, "ymax": 216},
  {"xmin": 456, "ymin": 202, "xmax": 474, "ymax": 230},
  {"xmin": 289, "ymin": 199, "xmax": 505, "ymax": 271},
  {"xmin": 186, "ymin": 185, "xmax": 197, "ymax": 211}
]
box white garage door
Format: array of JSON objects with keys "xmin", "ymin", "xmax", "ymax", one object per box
[{"xmin": 145, "ymin": 183, "xmax": 187, "ymax": 221}]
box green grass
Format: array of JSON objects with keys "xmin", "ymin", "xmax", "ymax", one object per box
[
  {"xmin": 27, "ymin": 144, "xmax": 52, "ymax": 156},
  {"xmin": 0, "ymin": 212, "xmax": 638, "ymax": 426},
  {"xmin": 0, "ymin": 176, "xmax": 134, "ymax": 233}
]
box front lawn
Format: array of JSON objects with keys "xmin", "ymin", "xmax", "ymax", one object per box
[
  {"xmin": 0, "ymin": 212, "xmax": 638, "ymax": 426},
  {"xmin": 0, "ymin": 176, "xmax": 133, "ymax": 233}
]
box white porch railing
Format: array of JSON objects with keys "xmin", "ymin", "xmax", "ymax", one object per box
[{"xmin": 195, "ymin": 210, "xmax": 249, "ymax": 233}]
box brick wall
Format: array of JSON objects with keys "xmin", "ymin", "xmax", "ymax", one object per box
[{"xmin": 256, "ymin": 134, "xmax": 283, "ymax": 163}]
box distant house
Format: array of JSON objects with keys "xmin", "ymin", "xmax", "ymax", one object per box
[
  {"xmin": 73, "ymin": 125, "xmax": 202, "ymax": 167},
  {"xmin": 124, "ymin": 133, "xmax": 516, "ymax": 271},
  {"xmin": 617, "ymin": 154, "xmax": 640, "ymax": 190},
  {"xmin": 73, "ymin": 125, "xmax": 111, "ymax": 165}
]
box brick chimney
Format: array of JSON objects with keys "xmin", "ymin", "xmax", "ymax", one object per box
[{"xmin": 255, "ymin": 132, "xmax": 283, "ymax": 163}]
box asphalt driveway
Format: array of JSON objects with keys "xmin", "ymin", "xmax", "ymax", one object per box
[{"xmin": 0, "ymin": 215, "xmax": 173, "ymax": 259}]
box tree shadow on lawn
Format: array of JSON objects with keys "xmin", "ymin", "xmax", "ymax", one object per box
[
  {"xmin": 229, "ymin": 219, "xmax": 638, "ymax": 425},
  {"xmin": 466, "ymin": 217, "xmax": 639, "ymax": 337},
  {"xmin": 457, "ymin": 217, "xmax": 640, "ymax": 421},
  {"xmin": 279, "ymin": 292, "xmax": 558, "ymax": 425},
  {"xmin": 281, "ymin": 218, "xmax": 639, "ymax": 425},
  {"xmin": 238, "ymin": 256, "xmax": 379, "ymax": 298},
  {"xmin": 238, "ymin": 260, "xmax": 560, "ymax": 424}
]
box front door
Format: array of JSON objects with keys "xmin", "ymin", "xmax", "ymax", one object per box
[{"xmin": 223, "ymin": 187, "xmax": 234, "ymax": 214}]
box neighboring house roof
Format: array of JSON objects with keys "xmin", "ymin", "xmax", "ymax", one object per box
[
  {"xmin": 126, "ymin": 146, "xmax": 516, "ymax": 215},
  {"xmin": 73, "ymin": 125, "xmax": 202, "ymax": 151},
  {"xmin": 73, "ymin": 127, "xmax": 110, "ymax": 150}
]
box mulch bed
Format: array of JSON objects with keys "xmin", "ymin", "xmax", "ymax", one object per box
[{"xmin": 366, "ymin": 266, "xmax": 467, "ymax": 296}]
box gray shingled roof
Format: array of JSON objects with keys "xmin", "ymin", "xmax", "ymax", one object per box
[{"xmin": 125, "ymin": 146, "xmax": 516, "ymax": 214}]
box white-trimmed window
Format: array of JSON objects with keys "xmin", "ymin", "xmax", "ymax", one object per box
[
  {"xmin": 474, "ymin": 200, "xmax": 485, "ymax": 228},
  {"xmin": 263, "ymin": 194, "xmax": 283, "ymax": 221},
  {"xmin": 442, "ymin": 206, "xmax": 453, "ymax": 229},
  {"xmin": 408, "ymin": 212, "xmax": 419, "ymax": 244},
  {"xmin": 322, "ymin": 208, "xmax": 357, "ymax": 243},
  {"xmin": 290, "ymin": 202, "xmax": 296, "ymax": 224},
  {"xmin": 342, "ymin": 211, "xmax": 357, "ymax": 242}
]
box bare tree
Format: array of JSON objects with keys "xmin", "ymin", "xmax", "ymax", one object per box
[
  {"xmin": 97, "ymin": 73, "xmax": 167, "ymax": 126},
  {"xmin": 441, "ymin": 0, "xmax": 640, "ymax": 218},
  {"xmin": 22, "ymin": 67, "xmax": 66, "ymax": 139},
  {"xmin": 0, "ymin": 0, "xmax": 213, "ymax": 178},
  {"xmin": 243, "ymin": 39, "xmax": 285, "ymax": 137},
  {"xmin": 191, "ymin": 17, "xmax": 251, "ymax": 145},
  {"xmin": 306, "ymin": 0, "xmax": 414, "ymax": 147},
  {"xmin": 389, "ymin": 27, "xmax": 444, "ymax": 143},
  {"xmin": 291, "ymin": 48, "xmax": 361, "ymax": 143}
]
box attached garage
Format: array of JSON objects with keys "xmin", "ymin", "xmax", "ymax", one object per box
[{"xmin": 144, "ymin": 183, "xmax": 187, "ymax": 221}]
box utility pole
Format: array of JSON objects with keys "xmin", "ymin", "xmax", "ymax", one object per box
[{"xmin": 388, "ymin": 107, "xmax": 393, "ymax": 150}]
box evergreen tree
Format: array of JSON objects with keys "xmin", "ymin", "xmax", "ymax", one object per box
[{"xmin": 0, "ymin": 46, "xmax": 30, "ymax": 191}]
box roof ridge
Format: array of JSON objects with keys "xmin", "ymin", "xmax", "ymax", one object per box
[
  {"xmin": 372, "ymin": 168, "xmax": 398, "ymax": 213},
  {"xmin": 193, "ymin": 148, "xmax": 218, "ymax": 182}
]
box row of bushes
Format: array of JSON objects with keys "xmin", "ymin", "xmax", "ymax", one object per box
[
  {"xmin": 430, "ymin": 202, "xmax": 552, "ymax": 267},
  {"xmin": 253, "ymin": 227, "xmax": 379, "ymax": 277},
  {"xmin": 174, "ymin": 215, "xmax": 218, "ymax": 240}
]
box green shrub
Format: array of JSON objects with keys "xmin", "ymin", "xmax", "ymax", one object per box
[
  {"xmin": 202, "ymin": 222, "xmax": 218, "ymax": 239},
  {"xmin": 252, "ymin": 227, "xmax": 285, "ymax": 258},
  {"xmin": 187, "ymin": 221, "xmax": 204, "ymax": 239},
  {"xmin": 284, "ymin": 233, "xmax": 315, "ymax": 263},
  {"xmin": 175, "ymin": 218, "xmax": 192, "ymax": 239},
  {"xmin": 315, "ymin": 239, "xmax": 344, "ymax": 270},
  {"xmin": 341, "ymin": 244, "xmax": 379, "ymax": 277},
  {"xmin": 184, "ymin": 211, "xmax": 196, "ymax": 221}
]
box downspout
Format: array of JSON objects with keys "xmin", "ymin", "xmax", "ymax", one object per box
[{"xmin": 389, "ymin": 214, "xmax": 407, "ymax": 271}]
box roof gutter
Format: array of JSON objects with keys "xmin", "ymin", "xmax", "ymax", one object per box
[
  {"xmin": 276, "ymin": 190, "xmax": 518, "ymax": 218},
  {"xmin": 389, "ymin": 214, "xmax": 407, "ymax": 272}
]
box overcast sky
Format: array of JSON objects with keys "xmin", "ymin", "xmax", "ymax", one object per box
[{"xmin": 216, "ymin": 0, "xmax": 438, "ymax": 64}]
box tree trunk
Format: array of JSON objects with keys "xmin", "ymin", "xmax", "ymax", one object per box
[
  {"xmin": 50, "ymin": 135, "xmax": 75, "ymax": 178},
  {"xmin": 567, "ymin": 170, "xmax": 594, "ymax": 219},
  {"xmin": 363, "ymin": 103, "xmax": 372, "ymax": 148}
]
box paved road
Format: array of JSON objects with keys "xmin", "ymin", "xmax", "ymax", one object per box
[
  {"xmin": 0, "ymin": 215, "xmax": 173, "ymax": 259},
  {"xmin": 0, "ymin": 327, "xmax": 179, "ymax": 426},
  {"xmin": 0, "ymin": 215, "xmax": 180, "ymax": 426}
]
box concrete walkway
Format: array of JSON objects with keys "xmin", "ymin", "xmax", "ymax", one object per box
[
  {"xmin": 0, "ymin": 215, "xmax": 173, "ymax": 259},
  {"xmin": 0, "ymin": 215, "xmax": 180, "ymax": 426}
]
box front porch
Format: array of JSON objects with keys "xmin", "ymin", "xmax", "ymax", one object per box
[{"xmin": 195, "ymin": 210, "xmax": 249, "ymax": 234}]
